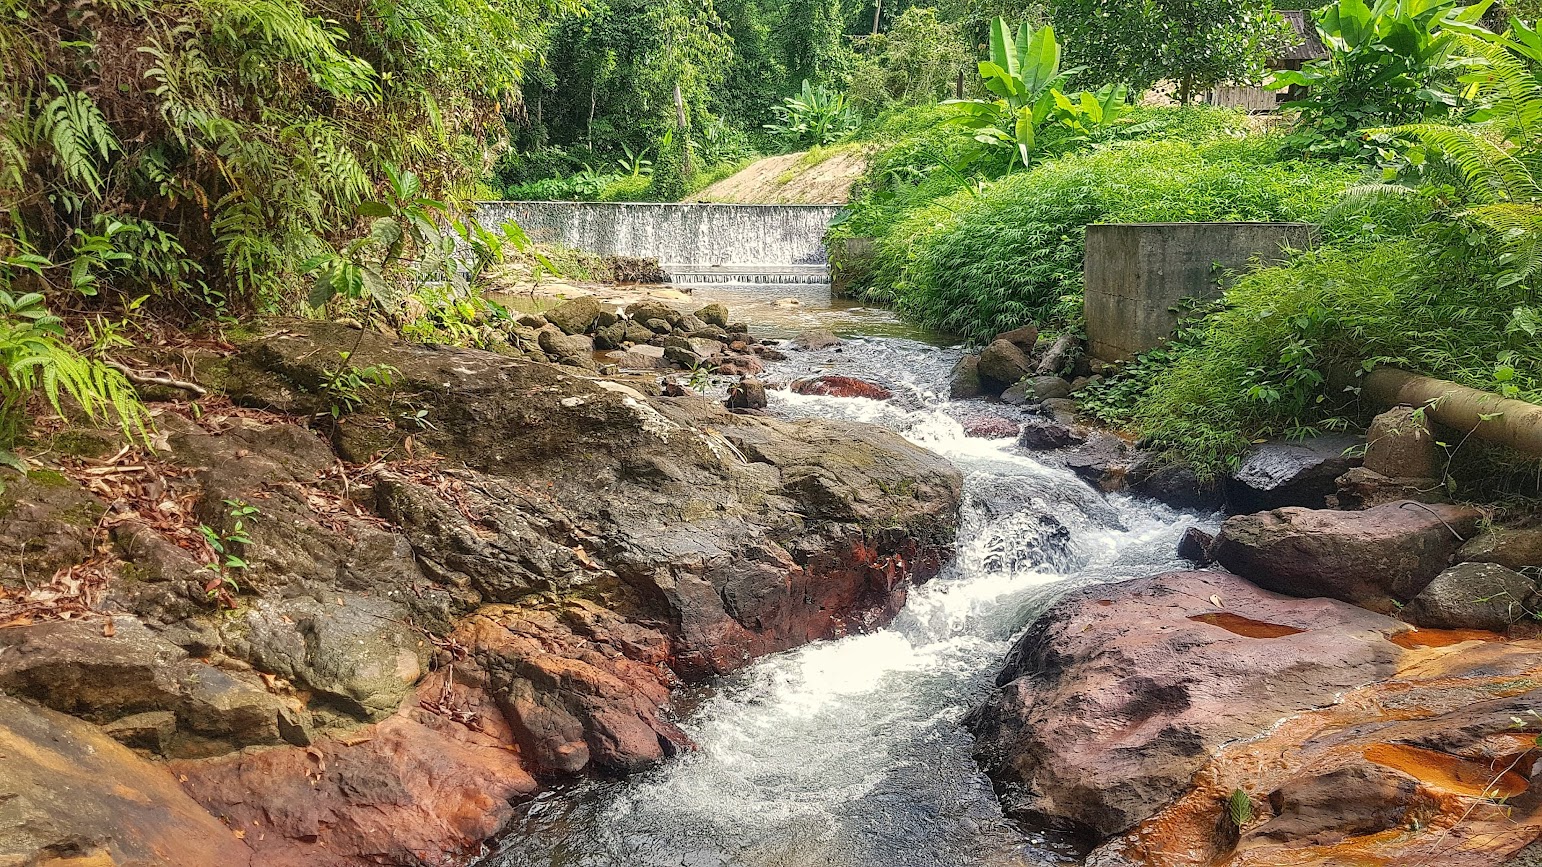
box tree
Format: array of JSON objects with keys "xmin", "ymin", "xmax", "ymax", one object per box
[{"xmin": 1049, "ymin": 0, "xmax": 1296, "ymax": 102}]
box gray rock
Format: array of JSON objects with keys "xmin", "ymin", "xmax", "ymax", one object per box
[
  {"xmin": 676, "ymin": 313, "xmax": 710, "ymax": 334},
  {"xmin": 977, "ymin": 339, "xmax": 1032, "ymax": 388},
  {"xmin": 236, "ymin": 592, "xmax": 424, "ymax": 724},
  {"xmin": 790, "ymin": 328, "xmax": 842, "ymax": 350},
  {"xmin": 1128, "ymin": 457, "xmax": 1224, "ymax": 511},
  {"xmin": 624, "ymin": 300, "xmax": 683, "ymax": 327},
  {"xmin": 515, "ymin": 313, "xmax": 547, "ymax": 328},
  {"xmin": 727, "ymin": 378, "xmax": 768, "ymax": 410},
  {"xmin": 688, "ymin": 337, "xmax": 726, "ymax": 359},
  {"xmin": 544, "ymin": 297, "xmax": 604, "ymax": 335},
  {"xmin": 622, "ymin": 321, "xmax": 656, "ymax": 344},
  {"xmin": 1405, "ymin": 562, "xmax": 1537, "ymax": 631},
  {"xmin": 1000, "ymin": 381, "xmax": 1033, "ymax": 406},
  {"xmin": 592, "ymin": 321, "xmax": 628, "ymax": 350},
  {"xmin": 538, "ymin": 328, "xmax": 594, "ymax": 359},
  {"xmin": 949, "ymin": 356, "xmax": 984, "ymax": 400},
  {"xmin": 1226, "ymin": 435, "xmax": 1362, "ymax": 513},
  {"xmin": 0, "ymin": 618, "xmax": 309, "ymax": 758},
  {"xmin": 644, "ymin": 317, "xmax": 673, "ymax": 334},
  {"xmin": 1458, "ymin": 526, "xmax": 1542, "ymax": 571},
  {"xmin": 664, "ymin": 345, "xmax": 704, "ymax": 368},
  {"xmin": 594, "ymin": 308, "xmax": 620, "ymax": 329},
  {"xmin": 1029, "ymin": 375, "xmax": 1071, "ymax": 400},
  {"xmin": 1018, "ymin": 417, "xmax": 1085, "ymax": 450}
]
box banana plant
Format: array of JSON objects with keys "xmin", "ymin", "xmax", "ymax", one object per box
[{"xmin": 945, "ymin": 17, "xmax": 1109, "ymax": 166}]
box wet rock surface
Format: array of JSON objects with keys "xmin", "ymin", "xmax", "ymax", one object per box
[
  {"xmin": 1225, "ymin": 435, "xmax": 1361, "ymax": 513},
  {"xmin": 0, "ymin": 317, "xmax": 962, "ymax": 865},
  {"xmin": 970, "ymin": 570, "xmax": 1405, "ymax": 843}
]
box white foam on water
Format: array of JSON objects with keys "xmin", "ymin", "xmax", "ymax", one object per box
[{"xmin": 489, "ymin": 335, "xmax": 1212, "ymax": 867}]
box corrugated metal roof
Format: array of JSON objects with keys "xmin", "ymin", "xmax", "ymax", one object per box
[{"xmin": 1275, "ymin": 10, "xmax": 1328, "ymax": 62}]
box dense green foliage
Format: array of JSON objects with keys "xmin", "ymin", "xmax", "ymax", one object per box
[
  {"xmin": 0, "ymin": 0, "xmax": 560, "ymax": 448},
  {"xmin": 1052, "ymin": 0, "xmax": 1295, "ymax": 100},
  {"xmin": 1271, "ymin": 0, "xmax": 1487, "ymax": 158},
  {"xmin": 836, "ymin": 105, "xmax": 1356, "ymax": 339},
  {"xmin": 3, "ymin": 0, "xmax": 561, "ymax": 310}
]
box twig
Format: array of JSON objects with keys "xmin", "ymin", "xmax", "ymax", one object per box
[
  {"xmin": 1399, "ymin": 500, "xmax": 1468, "ymax": 542},
  {"xmin": 105, "ymin": 361, "xmax": 207, "ymax": 396}
]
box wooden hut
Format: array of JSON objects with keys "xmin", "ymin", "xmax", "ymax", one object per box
[{"xmin": 1208, "ymin": 11, "xmax": 1329, "ymax": 113}]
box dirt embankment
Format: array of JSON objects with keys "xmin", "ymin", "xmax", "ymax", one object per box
[{"xmin": 693, "ymin": 147, "xmax": 871, "ymax": 204}]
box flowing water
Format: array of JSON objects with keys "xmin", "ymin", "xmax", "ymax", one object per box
[
  {"xmin": 484, "ymin": 326, "xmax": 1207, "ymax": 867},
  {"xmin": 477, "ymin": 202, "xmax": 840, "ymax": 284}
]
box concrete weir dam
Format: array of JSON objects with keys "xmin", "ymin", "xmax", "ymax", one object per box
[{"xmin": 476, "ymin": 201, "xmax": 842, "ymax": 289}]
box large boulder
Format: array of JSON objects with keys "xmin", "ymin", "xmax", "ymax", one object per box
[
  {"xmin": 970, "ymin": 571, "xmax": 1404, "ymax": 842},
  {"xmin": 948, "ymin": 356, "xmax": 984, "ymax": 400},
  {"xmin": 1458, "ymin": 526, "xmax": 1542, "ymax": 571},
  {"xmin": 543, "ymin": 297, "xmax": 605, "ymax": 336},
  {"xmin": 1404, "ymin": 562, "xmax": 1538, "ymax": 631},
  {"xmin": 977, "ymin": 339, "xmax": 1032, "ymax": 389},
  {"xmin": 1127, "ymin": 457, "xmax": 1224, "ymax": 511},
  {"xmin": 223, "ymin": 320, "xmax": 963, "ymax": 680},
  {"xmin": 0, "ymin": 693, "xmax": 255, "ymax": 866},
  {"xmin": 1226, "ymin": 435, "xmax": 1362, "ymax": 513},
  {"xmin": 1211, "ymin": 500, "xmax": 1481, "ymax": 610}
]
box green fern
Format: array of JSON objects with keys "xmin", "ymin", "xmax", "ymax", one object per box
[
  {"xmin": 1382, "ymin": 34, "xmax": 1542, "ymax": 283},
  {"xmin": 0, "ymin": 286, "xmax": 148, "ymax": 452}
]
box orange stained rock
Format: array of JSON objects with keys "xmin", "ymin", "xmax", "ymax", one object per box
[
  {"xmin": 1187, "ymin": 612, "xmax": 1306, "ymax": 639},
  {"xmin": 1362, "ymin": 743, "xmax": 1531, "ymax": 799},
  {"xmin": 1389, "ymin": 628, "xmax": 1506, "ymax": 649}
]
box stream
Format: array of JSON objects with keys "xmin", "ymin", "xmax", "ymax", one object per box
[{"xmin": 484, "ymin": 279, "xmax": 1205, "ymax": 867}]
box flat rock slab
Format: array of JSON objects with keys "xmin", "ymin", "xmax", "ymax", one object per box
[
  {"xmin": 970, "ymin": 570, "xmax": 1406, "ymax": 842},
  {"xmin": 0, "ymin": 694, "xmax": 254, "ymax": 866}
]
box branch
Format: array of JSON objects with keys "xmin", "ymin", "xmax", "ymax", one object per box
[{"xmin": 105, "ymin": 361, "xmax": 207, "ymax": 397}]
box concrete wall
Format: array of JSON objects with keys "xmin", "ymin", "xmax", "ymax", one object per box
[{"xmin": 1084, "ymin": 222, "xmax": 1318, "ymax": 361}]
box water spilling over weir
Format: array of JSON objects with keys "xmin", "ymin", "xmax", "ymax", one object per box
[{"xmin": 476, "ymin": 201, "xmax": 841, "ymax": 288}]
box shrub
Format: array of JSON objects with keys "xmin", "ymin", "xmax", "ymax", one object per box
[
  {"xmin": 1091, "ymin": 218, "xmax": 1541, "ymax": 478},
  {"xmin": 856, "ymin": 135, "xmax": 1359, "ymax": 340}
]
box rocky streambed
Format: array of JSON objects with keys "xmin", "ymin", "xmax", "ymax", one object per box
[{"xmin": 1, "ymin": 295, "xmax": 1540, "ymax": 867}]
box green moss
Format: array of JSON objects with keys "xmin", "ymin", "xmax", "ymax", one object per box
[
  {"xmin": 50, "ymin": 430, "xmax": 117, "ymax": 458},
  {"xmin": 25, "ymin": 468, "xmax": 71, "ymax": 488}
]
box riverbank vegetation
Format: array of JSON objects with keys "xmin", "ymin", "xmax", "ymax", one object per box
[{"xmin": 823, "ymin": 0, "xmax": 1542, "ymax": 489}]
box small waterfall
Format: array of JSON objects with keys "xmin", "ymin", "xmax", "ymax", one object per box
[{"xmin": 476, "ymin": 201, "xmax": 842, "ymax": 287}]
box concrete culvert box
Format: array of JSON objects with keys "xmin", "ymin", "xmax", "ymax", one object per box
[{"xmin": 1083, "ymin": 222, "xmax": 1319, "ymax": 361}]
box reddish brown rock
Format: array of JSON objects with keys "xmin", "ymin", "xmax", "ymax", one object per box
[
  {"xmin": 1087, "ymin": 633, "xmax": 1542, "ymax": 867},
  {"xmin": 174, "ymin": 692, "xmax": 538, "ymax": 867},
  {"xmin": 791, "ymin": 374, "xmax": 894, "ymax": 401},
  {"xmin": 452, "ymin": 600, "xmax": 686, "ymax": 776},
  {"xmin": 969, "ymin": 570, "xmax": 1404, "ymax": 842},
  {"xmin": 1211, "ymin": 500, "xmax": 1482, "ymax": 610}
]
